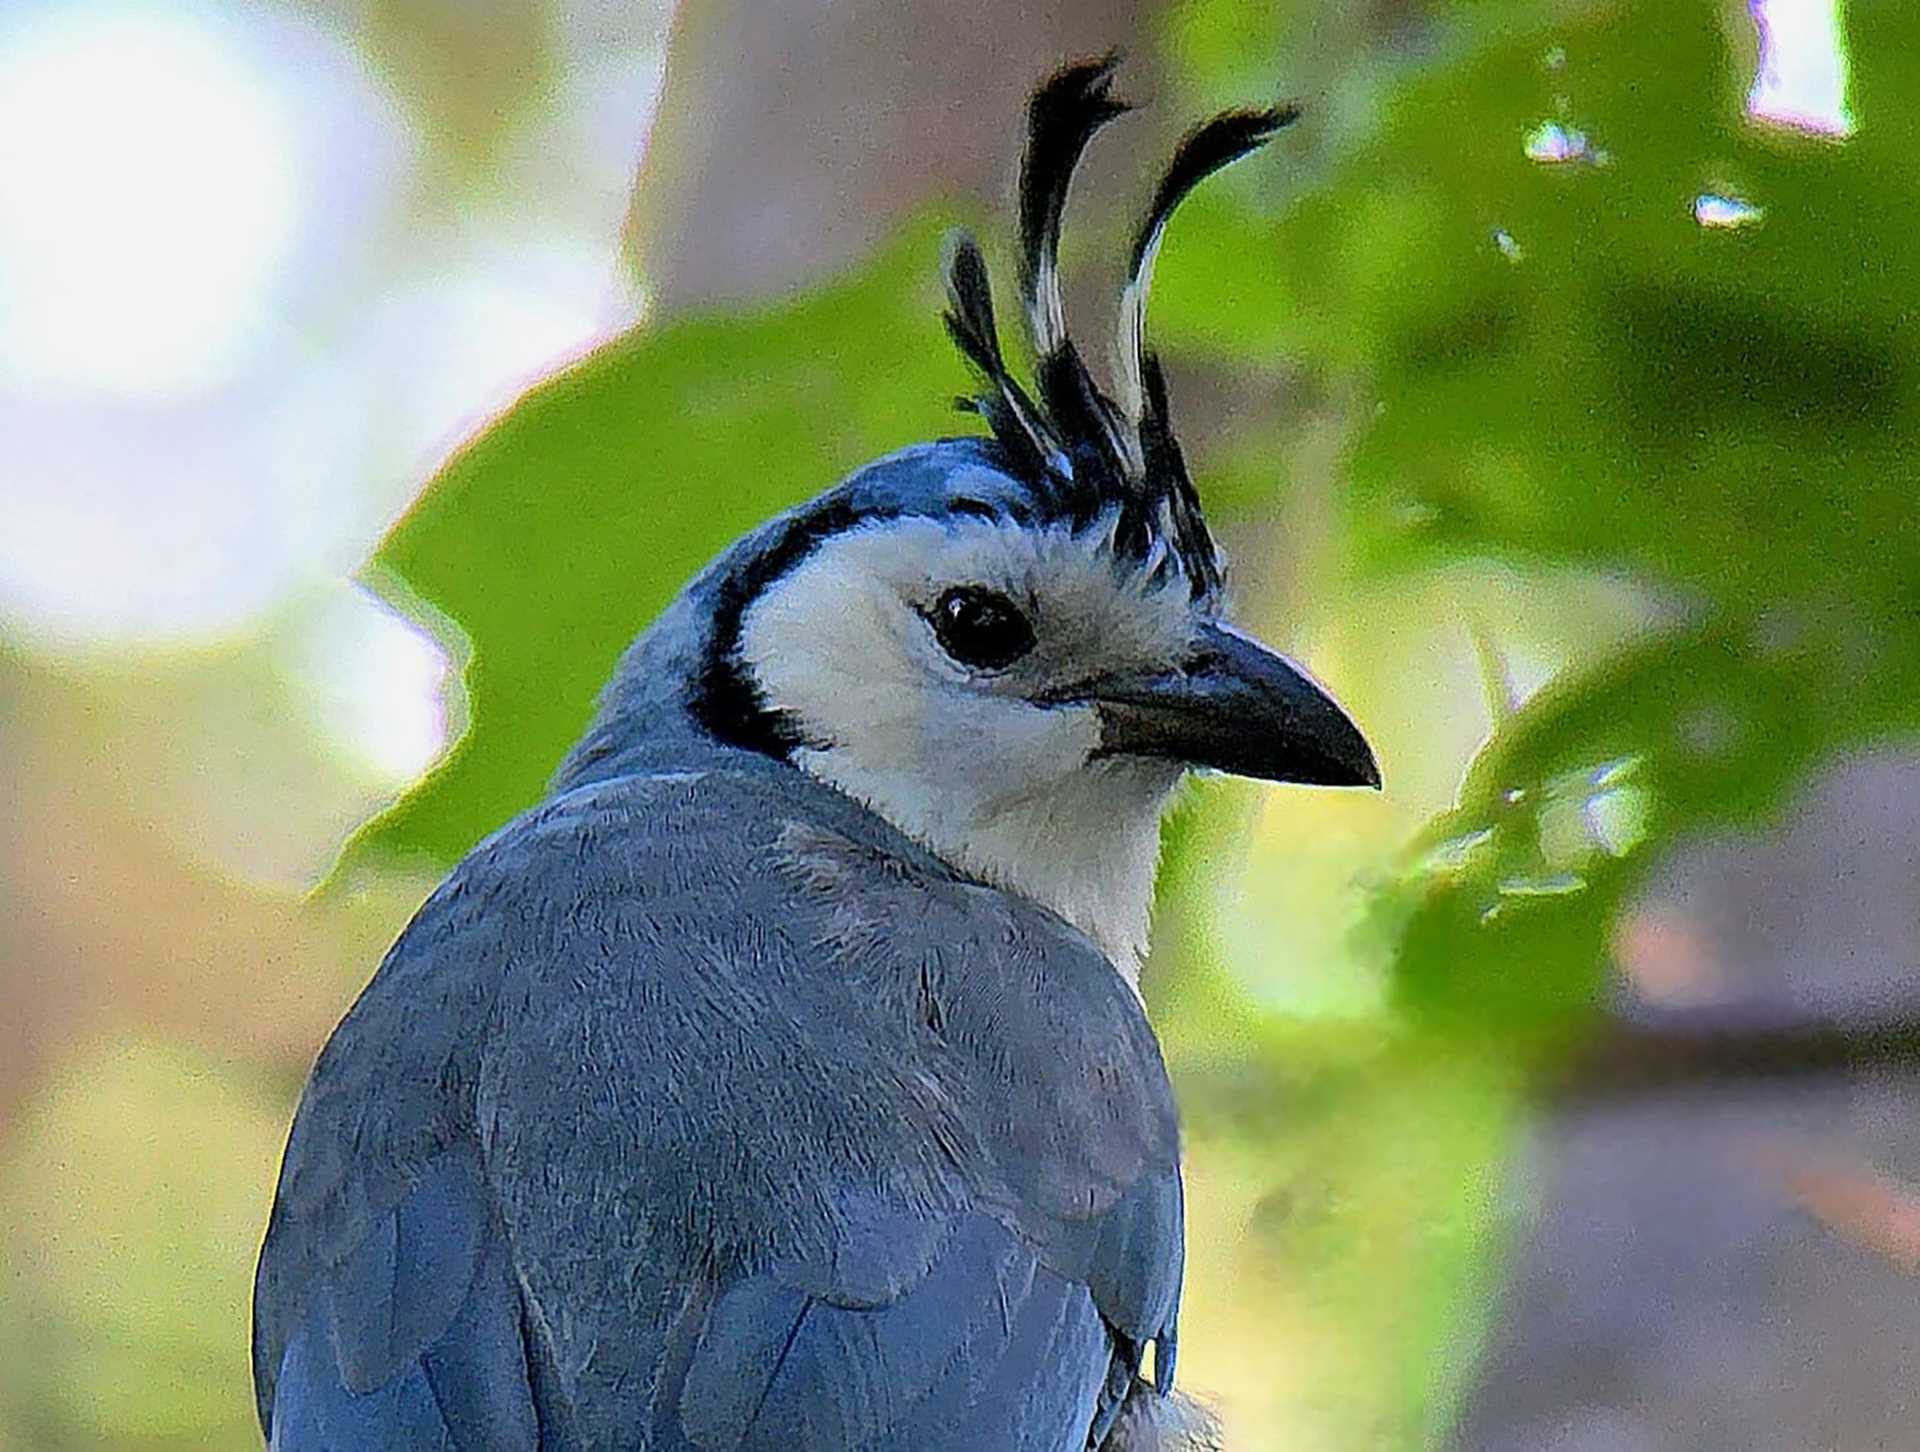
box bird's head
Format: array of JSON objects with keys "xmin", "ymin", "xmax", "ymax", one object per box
[{"xmin": 660, "ymin": 59, "xmax": 1379, "ymax": 974}]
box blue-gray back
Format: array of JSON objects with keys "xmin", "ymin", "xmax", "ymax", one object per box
[{"xmin": 252, "ymin": 743, "xmax": 1185, "ymax": 1447}]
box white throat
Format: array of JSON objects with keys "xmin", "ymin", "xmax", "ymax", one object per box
[
  {"xmin": 796, "ymin": 745, "xmax": 1179, "ymax": 978},
  {"xmin": 733, "ymin": 515, "xmax": 1197, "ymax": 980}
]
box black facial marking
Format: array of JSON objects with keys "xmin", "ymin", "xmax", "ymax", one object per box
[{"xmin": 692, "ymin": 498, "xmax": 897, "ymax": 758}]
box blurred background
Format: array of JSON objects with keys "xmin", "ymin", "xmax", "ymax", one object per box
[{"xmin": 2, "ymin": 0, "xmax": 1915, "ymax": 1446}]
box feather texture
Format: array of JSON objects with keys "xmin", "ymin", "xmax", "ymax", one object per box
[
  {"xmin": 1017, "ymin": 53, "xmax": 1128, "ymax": 359},
  {"xmin": 940, "ymin": 58, "xmax": 1299, "ymax": 604},
  {"xmin": 941, "ymin": 230, "xmax": 1059, "ymax": 485},
  {"xmin": 1114, "ymin": 103, "xmax": 1300, "ymax": 427},
  {"xmin": 254, "ymin": 760, "xmax": 1187, "ymax": 1449}
]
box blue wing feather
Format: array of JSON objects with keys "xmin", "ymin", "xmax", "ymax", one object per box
[
  {"xmin": 328, "ymin": 1147, "xmax": 486, "ymax": 1391},
  {"xmin": 272, "ymin": 1317, "xmax": 455, "ymax": 1450},
  {"xmin": 685, "ymin": 1210, "xmax": 1109, "ymax": 1451},
  {"xmin": 266, "ymin": 1145, "xmax": 540, "ymax": 1449},
  {"xmin": 257, "ymin": 766, "xmax": 1189, "ymax": 1450},
  {"xmin": 678, "ymin": 1278, "xmax": 810, "ymax": 1446},
  {"xmin": 419, "ymin": 1230, "xmax": 541, "ymax": 1448}
]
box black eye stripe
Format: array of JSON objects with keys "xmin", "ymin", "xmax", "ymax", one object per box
[{"xmin": 929, "ymin": 587, "xmax": 1036, "ymax": 671}]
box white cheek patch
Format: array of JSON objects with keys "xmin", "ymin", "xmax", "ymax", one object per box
[
  {"xmin": 739, "ymin": 539, "xmax": 935, "ymax": 751},
  {"xmin": 741, "ymin": 539, "xmax": 1101, "ymax": 808},
  {"xmin": 915, "ymin": 688, "xmax": 1099, "ymax": 810},
  {"xmin": 796, "ymin": 514, "xmax": 1194, "ymax": 671},
  {"xmin": 733, "ymin": 514, "xmax": 1190, "ymax": 973},
  {"xmin": 736, "ymin": 514, "xmax": 1189, "ymax": 765}
]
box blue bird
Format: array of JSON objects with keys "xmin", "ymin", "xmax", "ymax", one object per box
[{"xmin": 252, "ymin": 57, "xmax": 1379, "ymax": 1451}]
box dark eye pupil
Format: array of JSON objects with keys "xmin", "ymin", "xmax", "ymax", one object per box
[{"xmin": 932, "ymin": 587, "xmax": 1035, "ymax": 670}]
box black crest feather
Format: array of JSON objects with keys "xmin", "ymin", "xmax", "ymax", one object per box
[
  {"xmin": 941, "ymin": 59, "xmax": 1298, "ymax": 602},
  {"xmin": 1127, "ymin": 104, "xmax": 1300, "ymax": 280},
  {"xmin": 941, "ymin": 231, "xmax": 1056, "ymax": 483},
  {"xmin": 1017, "ymin": 53, "xmax": 1129, "ymax": 359}
]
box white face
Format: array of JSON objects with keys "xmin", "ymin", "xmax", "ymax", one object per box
[{"xmin": 735, "ymin": 514, "xmax": 1199, "ymax": 976}]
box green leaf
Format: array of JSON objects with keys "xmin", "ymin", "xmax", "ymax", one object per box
[
  {"xmin": 1156, "ymin": 0, "xmax": 1920, "ymax": 1028},
  {"xmin": 1161, "ymin": 0, "xmax": 1920, "ymax": 609},
  {"xmin": 344, "ymin": 221, "xmax": 965, "ymax": 872}
]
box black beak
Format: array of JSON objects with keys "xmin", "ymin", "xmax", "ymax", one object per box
[{"xmin": 1083, "ymin": 621, "xmax": 1380, "ymax": 788}]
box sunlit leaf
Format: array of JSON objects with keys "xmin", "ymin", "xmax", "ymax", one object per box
[
  {"xmin": 344, "ymin": 222, "xmax": 964, "ymax": 872},
  {"xmin": 1158, "ymin": 0, "xmax": 1920, "ymax": 1030}
]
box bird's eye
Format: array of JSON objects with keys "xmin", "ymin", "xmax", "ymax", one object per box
[{"xmin": 929, "ymin": 587, "xmax": 1035, "ymax": 671}]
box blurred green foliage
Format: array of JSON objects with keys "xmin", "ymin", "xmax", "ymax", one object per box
[
  {"xmin": 353, "ymin": 224, "xmax": 961, "ymax": 870},
  {"xmin": 1154, "ymin": 0, "xmax": 1920, "ymax": 1035},
  {"xmin": 0, "ymin": 1041, "xmax": 283, "ymax": 1448}
]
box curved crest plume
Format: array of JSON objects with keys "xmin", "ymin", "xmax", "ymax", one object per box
[{"xmin": 942, "ymin": 57, "xmax": 1299, "ymax": 603}]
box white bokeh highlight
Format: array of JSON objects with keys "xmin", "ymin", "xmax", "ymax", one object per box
[
  {"xmin": 0, "ymin": 0, "xmax": 414, "ymax": 647},
  {"xmin": 284, "ymin": 582, "xmax": 458, "ymax": 789},
  {"xmin": 0, "ymin": 0, "xmax": 671, "ymax": 843},
  {"xmin": 0, "ymin": 2, "xmax": 408, "ymax": 403},
  {"xmin": 1747, "ymin": 0, "xmax": 1854, "ymax": 138}
]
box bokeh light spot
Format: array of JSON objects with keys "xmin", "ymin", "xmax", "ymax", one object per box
[
  {"xmin": 1694, "ymin": 192, "xmax": 1766, "ymax": 229},
  {"xmin": 0, "ymin": 2, "xmax": 364, "ymax": 400},
  {"xmin": 285, "ymin": 583, "xmax": 458, "ymax": 789},
  {"xmin": 1747, "ymin": 0, "xmax": 1854, "ymax": 139}
]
